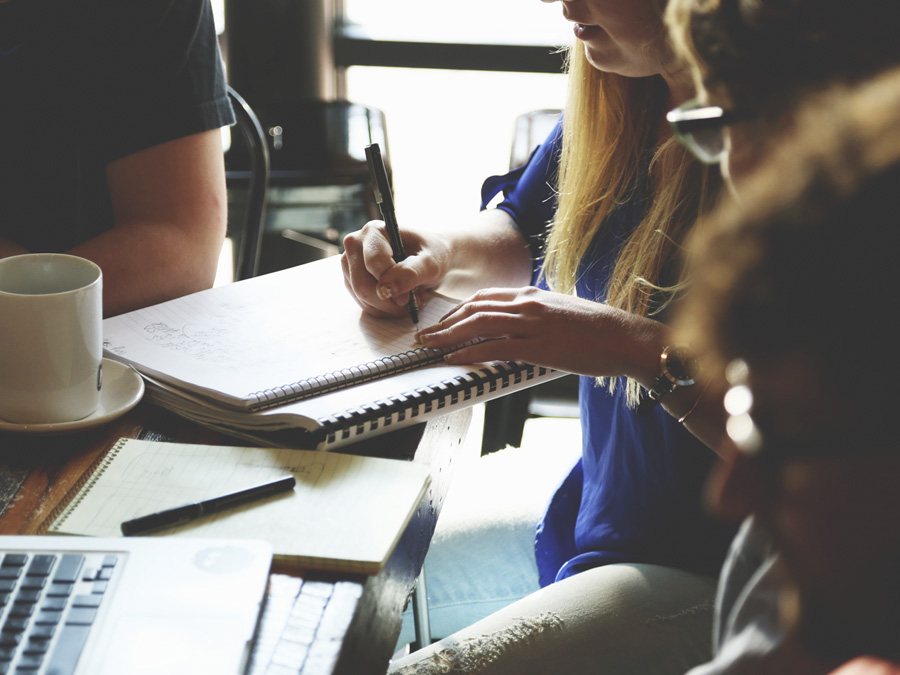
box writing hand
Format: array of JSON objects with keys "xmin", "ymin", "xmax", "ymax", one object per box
[{"xmin": 341, "ymin": 220, "xmax": 450, "ymax": 318}]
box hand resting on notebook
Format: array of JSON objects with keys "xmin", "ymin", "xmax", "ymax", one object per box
[{"xmin": 414, "ymin": 285, "xmax": 668, "ymax": 383}]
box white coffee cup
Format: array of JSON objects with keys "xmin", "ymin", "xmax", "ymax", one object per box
[{"xmin": 0, "ymin": 254, "xmax": 103, "ymax": 424}]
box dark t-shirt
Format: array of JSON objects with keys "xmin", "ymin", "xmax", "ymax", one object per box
[{"xmin": 0, "ymin": 0, "xmax": 234, "ymax": 252}]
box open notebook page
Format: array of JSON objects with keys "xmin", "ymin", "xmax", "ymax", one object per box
[
  {"xmin": 103, "ymin": 256, "xmax": 459, "ymax": 409},
  {"xmin": 48, "ymin": 438, "xmax": 431, "ymax": 574}
]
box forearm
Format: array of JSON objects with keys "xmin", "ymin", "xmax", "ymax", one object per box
[
  {"xmin": 68, "ymin": 219, "xmax": 223, "ymax": 316},
  {"xmin": 2, "ymin": 223, "xmax": 222, "ymax": 317},
  {"xmin": 436, "ymin": 208, "xmax": 535, "ymax": 298},
  {"xmin": 87, "ymin": 129, "xmax": 227, "ymax": 317},
  {"xmin": 622, "ymin": 319, "xmax": 728, "ymax": 455},
  {"xmin": 418, "ymin": 275, "xmax": 730, "ymax": 453},
  {"xmin": 660, "ymin": 381, "xmax": 728, "ymax": 455}
]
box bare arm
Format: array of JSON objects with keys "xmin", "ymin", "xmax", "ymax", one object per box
[
  {"xmin": 436, "ymin": 208, "xmax": 536, "ymax": 297},
  {"xmin": 416, "ymin": 285, "xmax": 729, "ymax": 455},
  {"xmin": 344, "ymin": 195, "xmax": 729, "ymax": 454},
  {"xmin": 68, "ymin": 129, "xmax": 227, "ymax": 316}
]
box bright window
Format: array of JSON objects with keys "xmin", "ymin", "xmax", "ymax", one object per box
[
  {"xmin": 342, "ymin": 1, "xmax": 570, "ymax": 226},
  {"xmin": 346, "ymin": 67, "xmax": 566, "ymax": 227},
  {"xmin": 342, "ymin": 0, "xmax": 569, "ymax": 46}
]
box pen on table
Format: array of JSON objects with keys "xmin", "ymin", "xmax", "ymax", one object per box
[
  {"xmin": 364, "ymin": 142, "xmax": 420, "ymax": 325},
  {"xmin": 120, "ymin": 475, "xmax": 296, "ymax": 536}
]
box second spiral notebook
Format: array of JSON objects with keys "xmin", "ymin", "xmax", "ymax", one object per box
[
  {"xmin": 43, "ymin": 438, "xmax": 431, "ymax": 575},
  {"xmin": 103, "ymin": 256, "xmax": 564, "ymax": 450}
]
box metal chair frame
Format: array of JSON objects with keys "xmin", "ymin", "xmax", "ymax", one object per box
[{"xmin": 226, "ymin": 86, "xmax": 270, "ymax": 281}]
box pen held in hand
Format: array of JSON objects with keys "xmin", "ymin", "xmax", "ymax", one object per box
[
  {"xmin": 364, "ymin": 142, "xmax": 420, "ymax": 325},
  {"xmin": 120, "ymin": 475, "xmax": 296, "ymax": 536}
]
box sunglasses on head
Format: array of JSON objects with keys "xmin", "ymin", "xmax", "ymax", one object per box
[{"xmin": 667, "ymin": 99, "xmax": 745, "ymax": 164}]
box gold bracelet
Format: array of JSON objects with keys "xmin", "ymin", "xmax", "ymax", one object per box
[{"xmin": 678, "ymin": 382, "xmax": 710, "ymax": 425}]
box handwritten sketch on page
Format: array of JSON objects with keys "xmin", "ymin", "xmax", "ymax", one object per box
[{"xmin": 103, "ymin": 257, "xmax": 458, "ymax": 407}]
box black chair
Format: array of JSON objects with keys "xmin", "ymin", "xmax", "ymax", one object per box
[
  {"xmin": 226, "ymin": 86, "xmax": 270, "ymax": 281},
  {"xmin": 482, "ymin": 108, "xmax": 578, "ymax": 455},
  {"xmin": 252, "ymin": 99, "xmax": 390, "ymax": 275},
  {"xmin": 509, "ymin": 108, "xmax": 562, "ymax": 168}
]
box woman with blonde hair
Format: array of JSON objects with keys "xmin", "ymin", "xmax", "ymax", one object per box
[{"xmin": 343, "ymin": 0, "xmax": 731, "ymax": 672}]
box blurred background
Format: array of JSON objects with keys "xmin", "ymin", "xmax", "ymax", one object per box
[{"xmin": 215, "ymin": 0, "xmax": 569, "ymax": 277}]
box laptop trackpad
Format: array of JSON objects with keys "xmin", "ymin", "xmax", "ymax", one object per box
[{"xmin": 101, "ymin": 616, "xmax": 251, "ymax": 675}]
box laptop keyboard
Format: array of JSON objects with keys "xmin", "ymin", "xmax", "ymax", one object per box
[
  {"xmin": 1, "ymin": 553, "xmax": 365, "ymax": 675},
  {"xmin": 248, "ymin": 574, "xmax": 363, "ymax": 675},
  {"xmin": 0, "ymin": 551, "xmax": 117, "ymax": 675}
]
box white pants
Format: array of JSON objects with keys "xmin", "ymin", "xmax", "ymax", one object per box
[
  {"xmin": 390, "ymin": 562, "xmax": 719, "ymax": 675},
  {"xmin": 390, "ymin": 418, "xmax": 718, "ymax": 675}
]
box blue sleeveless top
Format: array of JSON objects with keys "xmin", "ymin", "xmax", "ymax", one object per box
[{"xmin": 481, "ymin": 119, "xmax": 733, "ymax": 586}]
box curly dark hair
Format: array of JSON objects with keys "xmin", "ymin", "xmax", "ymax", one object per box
[
  {"xmin": 677, "ymin": 68, "xmax": 900, "ymax": 419},
  {"xmin": 668, "ymin": 0, "xmax": 900, "ymax": 119}
]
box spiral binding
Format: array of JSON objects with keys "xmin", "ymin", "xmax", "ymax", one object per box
[
  {"xmin": 247, "ymin": 346, "xmax": 453, "ymax": 411},
  {"xmin": 41, "ymin": 437, "xmax": 128, "ymax": 534},
  {"xmin": 316, "ymin": 361, "xmax": 548, "ymax": 447}
]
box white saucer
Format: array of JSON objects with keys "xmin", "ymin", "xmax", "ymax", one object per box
[{"xmin": 0, "ymin": 359, "xmax": 145, "ymax": 435}]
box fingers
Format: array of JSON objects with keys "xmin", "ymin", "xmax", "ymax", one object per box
[
  {"xmin": 342, "ymin": 221, "xmax": 415, "ymax": 316},
  {"xmin": 342, "ymin": 220, "xmax": 436, "ymax": 316},
  {"xmin": 433, "ymin": 288, "xmax": 525, "ymax": 322},
  {"xmin": 418, "ymin": 288, "xmax": 536, "ymax": 338},
  {"xmin": 417, "ymin": 309, "xmax": 519, "ymax": 345},
  {"xmin": 411, "ymin": 286, "xmax": 561, "ymax": 366},
  {"xmin": 415, "ymin": 290, "xmax": 538, "ymax": 353},
  {"xmin": 441, "ymin": 338, "xmax": 515, "ymax": 365},
  {"xmin": 374, "ymin": 271, "xmax": 421, "ymax": 307},
  {"xmin": 342, "ymin": 221, "xmax": 389, "ymax": 288},
  {"xmin": 340, "ymin": 253, "xmax": 399, "ymax": 318}
]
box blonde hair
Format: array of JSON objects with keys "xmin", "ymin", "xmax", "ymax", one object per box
[{"xmin": 542, "ymin": 45, "xmax": 719, "ymax": 405}]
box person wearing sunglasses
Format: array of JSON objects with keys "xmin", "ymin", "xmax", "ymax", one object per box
[
  {"xmin": 666, "ymin": 0, "xmax": 900, "ymax": 675},
  {"xmin": 665, "ymin": 102, "xmax": 741, "ymax": 166},
  {"xmin": 660, "ymin": 1, "xmax": 900, "ymax": 673},
  {"xmin": 673, "ymin": 65, "xmax": 900, "ymax": 675},
  {"xmin": 665, "ymin": 0, "xmax": 900, "ymax": 184}
]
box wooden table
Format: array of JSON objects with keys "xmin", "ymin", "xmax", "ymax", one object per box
[{"xmin": 0, "ymin": 400, "xmax": 472, "ymax": 675}]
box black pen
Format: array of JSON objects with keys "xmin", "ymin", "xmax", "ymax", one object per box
[
  {"xmin": 364, "ymin": 142, "xmax": 420, "ymax": 324},
  {"xmin": 120, "ymin": 475, "xmax": 296, "ymax": 536}
]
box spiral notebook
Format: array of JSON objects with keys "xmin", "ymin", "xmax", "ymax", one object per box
[
  {"xmin": 43, "ymin": 437, "xmax": 431, "ymax": 575},
  {"xmin": 103, "ymin": 256, "xmax": 563, "ymax": 450}
]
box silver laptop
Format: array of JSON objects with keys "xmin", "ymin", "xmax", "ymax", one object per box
[{"xmin": 0, "ymin": 535, "xmax": 272, "ymax": 675}]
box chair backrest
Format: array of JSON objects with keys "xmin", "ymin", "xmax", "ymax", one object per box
[
  {"xmin": 236, "ymin": 98, "xmax": 391, "ymax": 275},
  {"xmin": 226, "ymin": 86, "xmax": 270, "ymax": 281},
  {"xmin": 509, "ymin": 109, "xmax": 562, "ymax": 169},
  {"xmin": 481, "ymin": 107, "xmax": 574, "ymax": 456}
]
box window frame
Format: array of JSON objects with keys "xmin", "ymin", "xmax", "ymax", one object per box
[{"xmin": 332, "ymin": 0, "xmax": 566, "ymax": 95}]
